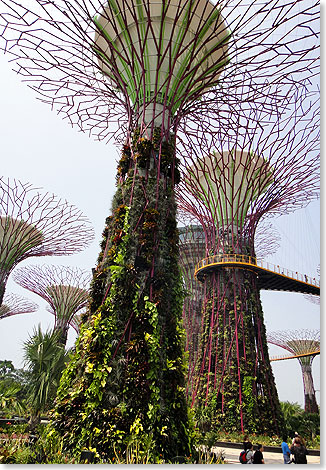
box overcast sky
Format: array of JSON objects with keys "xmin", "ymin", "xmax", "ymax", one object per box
[{"xmin": 0, "ymin": 52, "xmax": 320, "ymax": 409}]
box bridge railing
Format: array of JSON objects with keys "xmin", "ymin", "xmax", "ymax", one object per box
[{"xmin": 195, "ymin": 254, "xmax": 320, "ymax": 287}]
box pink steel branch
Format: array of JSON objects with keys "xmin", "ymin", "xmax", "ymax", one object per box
[
  {"xmin": 0, "ymin": 177, "xmax": 94, "ymax": 305},
  {"xmin": 0, "ymin": 292, "xmax": 38, "ymax": 320}
]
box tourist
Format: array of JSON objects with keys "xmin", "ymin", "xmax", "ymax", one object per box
[
  {"xmin": 246, "ymin": 442, "xmax": 254, "ymax": 464},
  {"xmin": 290, "ymin": 437, "xmax": 308, "ymax": 464},
  {"xmin": 253, "ymin": 444, "xmax": 265, "ymax": 464},
  {"xmin": 281, "ymin": 435, "xmax": 291, "ymax": 464}
]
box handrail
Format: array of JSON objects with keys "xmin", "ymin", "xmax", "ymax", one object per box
[{"xmin": 195, "ymin": 254, "xmax": 320, "ymax": 287}]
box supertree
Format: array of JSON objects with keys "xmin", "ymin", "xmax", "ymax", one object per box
[
  {"xmin": 0, "ymin": 292, "xmax": 38, "ymax": 320},
  {"xmin": 267, "ymin": 330, "xmax": 320, "ymax": 413},
  {"xmin": 0, "ymin": 177, "xmax": 94, "ymax": 306},
  {"xmin": 0, "ymin": 0, "xmax": 319, "ymax": 459},
  {"xmin": 13, "ymin": 265, "xmax": 91, "ymax": 346},
  {"xmin": 178, "ymin": 220, "xmax": 280, "ymax": 398},
  {"xmin": 176, "ymin": 86, "xmax": 319, "ymax": 434}
]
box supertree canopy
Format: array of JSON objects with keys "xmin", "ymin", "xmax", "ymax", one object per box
[
  {"xmin": 267, "ymin": 330, "xmax": 320, "ymax": 413},
  {"xmin": 176, "ymin": 88, "xmax": 319, "ymax": 434},
  {"xmin": 0, "ymin": 292, "xmax": 38, "ymax": 320},
  {"xmin": 13, "ymin": 265, "xmax": 91, "ymax": 346},
  {"xmin": 0, "ymin": 177, "xmax": 94, "ymax": 306},
  {"xmin": 0, "ymin": 0, "xmax": 319, "ymax": 460}
]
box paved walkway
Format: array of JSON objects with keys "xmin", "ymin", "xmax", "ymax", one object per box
[{"xmin": 212, "ymin": 445, "xmax": 321, "ymax": 465}]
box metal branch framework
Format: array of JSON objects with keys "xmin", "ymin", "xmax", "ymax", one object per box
[
  {"xmin": 0, "ymin": 292, "xmax": 38, "ymax": 320},
  {"xmin": 177, "ymin": 89, "xmax": 320, "ymax": 254},
  {"xmin": 0, "ymin": 177, "xmax": 94, "ymax": 306},
  {"xmin": 0, "ymin": 0, "xmax": 319, "ymax": 456},
  {"xmin": 175, "ymin": 87, "xmax": 319, "ymax": 433},
  {"xmin": 267, "ymin": 330, "xmax": 320, "ymax": 413},
  {"xmin": 0, "ymin": 0, "xmax": 319, "ymax": 143},
  {"xmin": 13, "ymin": 264, "xmax": 91, "ymax": 345}
]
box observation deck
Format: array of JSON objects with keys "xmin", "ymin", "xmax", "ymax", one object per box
[
  {"xmin": 194, "ymin": 254, "xmax": 320, "ymax": 296},
  {"xmin": 269, "ymin": 350, "xmax": 320, "ymax": 362}
]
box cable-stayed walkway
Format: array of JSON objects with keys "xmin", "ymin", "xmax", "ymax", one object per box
[{"xmin": 194, "ymin": 254, "xmax": 320, "ymax": 296}]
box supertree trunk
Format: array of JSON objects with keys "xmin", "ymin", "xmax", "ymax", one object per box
[
  {"xmin": 193, "ymin": 266, "xmax": 283, "ymax": 434},
  {"xmin": 53, "ymin": 130, "xmax": 191, "ymax": 460},
  {"xmin": 301, "ymin": 363, "xmax": 318, "ymax": 413}
]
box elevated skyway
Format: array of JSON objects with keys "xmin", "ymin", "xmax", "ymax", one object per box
[
  {"xmin": 269, "ymin": 350, "xmax": 320, "ymax": 362},
  {"xmin": 194, "ymin": 254, "xmax": 320, "ymax": 296}
]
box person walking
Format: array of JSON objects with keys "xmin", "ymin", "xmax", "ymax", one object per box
[
  {"xmin": 291, "ymin": 437, "xmax": 308, "ymax": 464},
  {"xmin": 281, "ymin": 435, "xmax": 291, "ymax": 464},
  {"xmin": 253, "ymin": 444, "xmax": 265, "ymax": 464}
]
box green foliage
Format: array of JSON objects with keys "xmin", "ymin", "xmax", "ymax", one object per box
[
  {"xmin": 280, "ymin": 401, "xmax": 320, "ymax": 444},
  {"xmin": 23, "ymin": 326, "xmax": 70, "ymax": 421},
  {"xmin": 0, "ymin": 361, "xmax": 31, "ymax": 418},
  {"xmin": 52, "ymin": 130, "xmax": 192, "ymax": 461}
]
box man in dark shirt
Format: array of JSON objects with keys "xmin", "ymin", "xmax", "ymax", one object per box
[{"xmin": 253, "ymin": 444, "xmax": 265, "ymax": 464}]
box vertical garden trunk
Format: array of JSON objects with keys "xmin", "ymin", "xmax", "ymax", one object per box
[
  {"xmin": 301, "ymin": 362, "xmax": 318, "ymax": 413},
  {"xmin": 193, "ymin": 266, "xmax": 284, "ymax": 435},
  {"xmin": 52, "ymin": 130, "xmax": 191, "ymax": 461}
]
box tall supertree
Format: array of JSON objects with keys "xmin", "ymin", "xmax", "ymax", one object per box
[
  {"xmin": 0, "ymin": 292, "xmax": 38, "ymax": 320},
  {"xmin": 179, "ymin": 221, "xmax": 280, "ymax": 398},
  {"xmin": 176, "ymin": 87, "xmax": 319, "ymax": 434},
  {"xmin": 13, "ymin": 265, "xmax": 91, "ymax": 346},
  {"xmin": 0, "ymin": 0, "xmax": 319, "ymax": 459},
  {"xmin": 267, "ymin": 330, "xmax": 320, "ymax": 413},
  {"xmin": 0, "ymin": 177, "xmax": 94, "ymax": 306}
]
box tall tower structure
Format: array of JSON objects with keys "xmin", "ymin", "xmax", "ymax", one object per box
[
  {"xmin": 0, "ymin": 0, "xmax": 319, "ymax": 459},
  {"xmin": 13, "ymin": 265, "xmax": 91, "ymax": 346},
  {"xmin": 0, "ymin": 293, "xmax": 38, "ymax": 320},
  {"xmin": 177, "ymin": 90, "xmax": 319, "ymax": 434},
  {"xmin": 267, "ymin": 330, "xmax": 320, "ymax": 413},
  {"xmin": 0, "ymin": 177, "xmax": 94, "ymax": 306}
]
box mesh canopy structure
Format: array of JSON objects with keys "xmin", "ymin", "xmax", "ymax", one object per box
[
  {"xmin": 0, "ymin": 177, "xmax": 94, "ymax": 305},
  {"xmin": 267, "ymin": 330, "xmax": 320, "ymax": 413},
  {"xmin": 13, "ymin": 265, "xmax": 91, "ymax": 346},
  {"xmin": 0, "ymin": 0, "xmax": 319, "ymax": 142},
  {"xmin": 0, "ymin": 292, "xmax": 38, "ymax": 320}
]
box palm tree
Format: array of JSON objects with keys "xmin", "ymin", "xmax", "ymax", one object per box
[{"xmin": 23, "ymin": 326, "xmax": 69, "ymax": 430}]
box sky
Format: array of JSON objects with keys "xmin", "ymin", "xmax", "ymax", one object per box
[{"xmin": 0, "ymin": 50, "xmax": 320, "ymax": 410}]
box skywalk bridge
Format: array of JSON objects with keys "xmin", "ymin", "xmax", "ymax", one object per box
[
  {"xmin": 269, "ymin": 350, "xmax": 320, "ymax": 362},
  {"xmin": 194, "ymin": 254, "xmax": 320, "ymax": 296}
]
